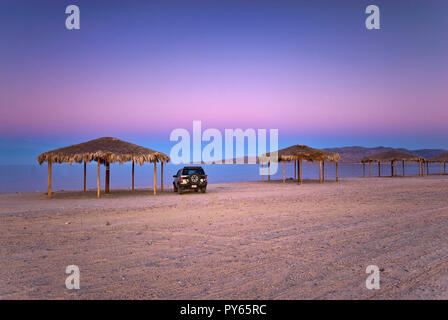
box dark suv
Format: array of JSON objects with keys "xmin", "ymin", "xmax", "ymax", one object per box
[{"xmin": 173, "ymin": 166, "xmax": 207, "ymax": 194}]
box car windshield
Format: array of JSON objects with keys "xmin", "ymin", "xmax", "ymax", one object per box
[{"xmin": 182, "ymin": 168, "xmax": 205, "ymax": 175}]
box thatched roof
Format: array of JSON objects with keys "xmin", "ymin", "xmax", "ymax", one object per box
[
  {"xmin": 323, "ymin": 150, "xmax": 340, "ymax": 162},
  {"xmin": 263, "ymin": 145, "xmax": 340, "ymax": 162},
  {"xmin": 361, "ymin": 150, "xmax": 423, "ymax": 163},
  {"xmin": 37, "ymin": 137, "xmax": 170, "ymax": 165},
  {"xmin": 427, "ymin": 152, "xmax": 448, "ymax": 162}
]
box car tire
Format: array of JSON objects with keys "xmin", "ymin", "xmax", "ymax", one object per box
[
  {"xmin": 201, "ymin": 187, "xmax": 206, "ymax": 193},
  {"xmin": 190, "ymin": 174, "xmax": 199, "ymax": 184},
  {"xmin": 178, "ymin": 187, "xmax": 182, "ymax": 195},
  {"xmin": 173, "ymin": 184, "xmax": 178, "ymax": 192}
]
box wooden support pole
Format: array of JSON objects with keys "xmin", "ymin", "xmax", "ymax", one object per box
[
  {"xmin": 161, "ymin": 161, "xmax": 164, "ymax": 192},
  {"xmin": 132, "ymin": 161, "xmax": 135, "ymax": 190},
  {"xmin": 299, "ymin": 159, "xmax": 303, "ymax": 184},
  {"xmin": 378, "ymin": 162, "xmax": 381, "ymax": 177},
  {"xmin": 297, "ymin": 160, "xmax": 299, "ymax": 180},
  {"xmin": 319, "ymin": 161, "xmax": 322, "ymax": 183},
  {"xmin": 336, "ymin": 162, "xmax": 339, "ymax": 182},
  {"xmin": 153, "ymin": 161, "xmax": 157, "ymax": 195},
  {"xmin": 261, "ymin": 162, "xmax": 264, "ymax": 182},
  {"xmin": 322, "ymin": 161, "xmax": 325, "ymax": 182},
  {"xmin": 391, "ymin": 161, "xmax": 394, "ymax": 177},
  {"xmin": 268, "ymin": 162, "xmax": 271, "ymax": 181},
  {"xmin": 426, "ymin": 162, "xmax": 429, "ymax": 175},
  {"xmin": 97, "ymin": 159, "xmax": 100, "ymax": 199},
  {"xmin": 48, "ymin": 161, "xmax": 52, "ymax": 199},
  {"xmin": 444, "ymin": 162, "xmax": 446, "ymax": 174},
  {"xmin": 363, "ymin": 163, "xmax": 365, "ymax": 177},
  {"xmin": 296, "ymin": 160, "xmax": 299, "ymax": 182},
  {"xmin": 282, "ymin": 161, "xmax": 285, "ymax": 183},
  {"xmin": 402, "ymin": 160, "xmax": 405, "ymax": 177},
  {"xmin": 83, "ymin": 161, "xmax": 86, "ymax": 192},
  {"xmin": 105, "ymin": 162, "xmax": 110, "ymax": 194},
  {"xmin": 297, "ymin": 161, "xmax": 300, "ymax": 183},
  {"xmin": 440, "ymin": 162, "xmax": 443, "ymax": 175},
  {"xmin": 294, "ymin": 160, "xmax": 297, "ymax": 180},
  {"xmin": 369, "ymin": 162, "xmax": 372, "ymax": 177},
  {"xmin": 419, "ymin": 161, "xmax": 421, "ymax": 176}
]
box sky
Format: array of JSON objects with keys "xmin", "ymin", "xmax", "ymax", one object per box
[{"xmin": 1, "ymin": 0, "xmax": 447, "ymax": 164}]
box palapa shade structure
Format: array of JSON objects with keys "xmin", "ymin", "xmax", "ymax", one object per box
[
  {"xmin": 261, "ymin": 145, "xmax": 340, "ymax": 184},
  {"xmin": 427, "ymin": 153, "xmax": 448, "ymax": 175},
  {"xmin": 37, "ymin": 137, "xmax": 170, "ymax": 199},
  {"xmin": 361, "ymin": 150, "xmax": 425, "ymax": 178}
]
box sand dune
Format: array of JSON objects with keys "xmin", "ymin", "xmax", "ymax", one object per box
[{"xmin": 1, "ymin": 176, "xmax": 448, "ymax": 299}]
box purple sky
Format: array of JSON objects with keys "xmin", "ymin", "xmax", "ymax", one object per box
[{"xmin": 1, "ymin": 0, "xmax": 447, "ymax": 164}]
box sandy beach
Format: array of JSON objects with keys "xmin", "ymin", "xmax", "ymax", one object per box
[{"xmin": 1, "ymin": 176, "xmax": 448, "ymax": 299}]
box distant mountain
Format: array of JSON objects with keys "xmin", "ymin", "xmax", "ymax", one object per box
[
  {"xmin": 410, "ymin": 149, "xmax": 448, "ymax": 159},
  {"xmin": 323, "ymin": 146, "xmax": 448, "ymax": 163}
]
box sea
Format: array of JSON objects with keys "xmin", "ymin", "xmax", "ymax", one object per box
[{"xmin": 0, "ymin": 162, "xmax": 443, "ymax": 194}]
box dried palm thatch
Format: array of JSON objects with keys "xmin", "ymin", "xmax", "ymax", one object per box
[
  {"xmin": 427, "ymin": 152, "xmax": 448, "ymax": 162},
  {"xmin": 37, "ymin": 137, "xmax": 170, "ymax": 165},
  {"xmin": 361, "ymin": 150, "xmax": 424, "ymax": 163},
  {"xmin": 323, "ymin": 150, "xmax": 340, "ymax": 163},
  {"xmin": 263, "ymin": 145, "xmax": 340, "ymax": 162}
]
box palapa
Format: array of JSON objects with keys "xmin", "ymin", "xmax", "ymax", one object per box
[
  {"xmin": 261, "ymin": 145, "xmax": 340, "ymax": 184},
  {"xmin": 361, "ymin": 150, "xmax": 425, "ymax": 178},
  {"xmin": 37, "ymin": 137, "xmax": 170, "ymax": 199}
]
